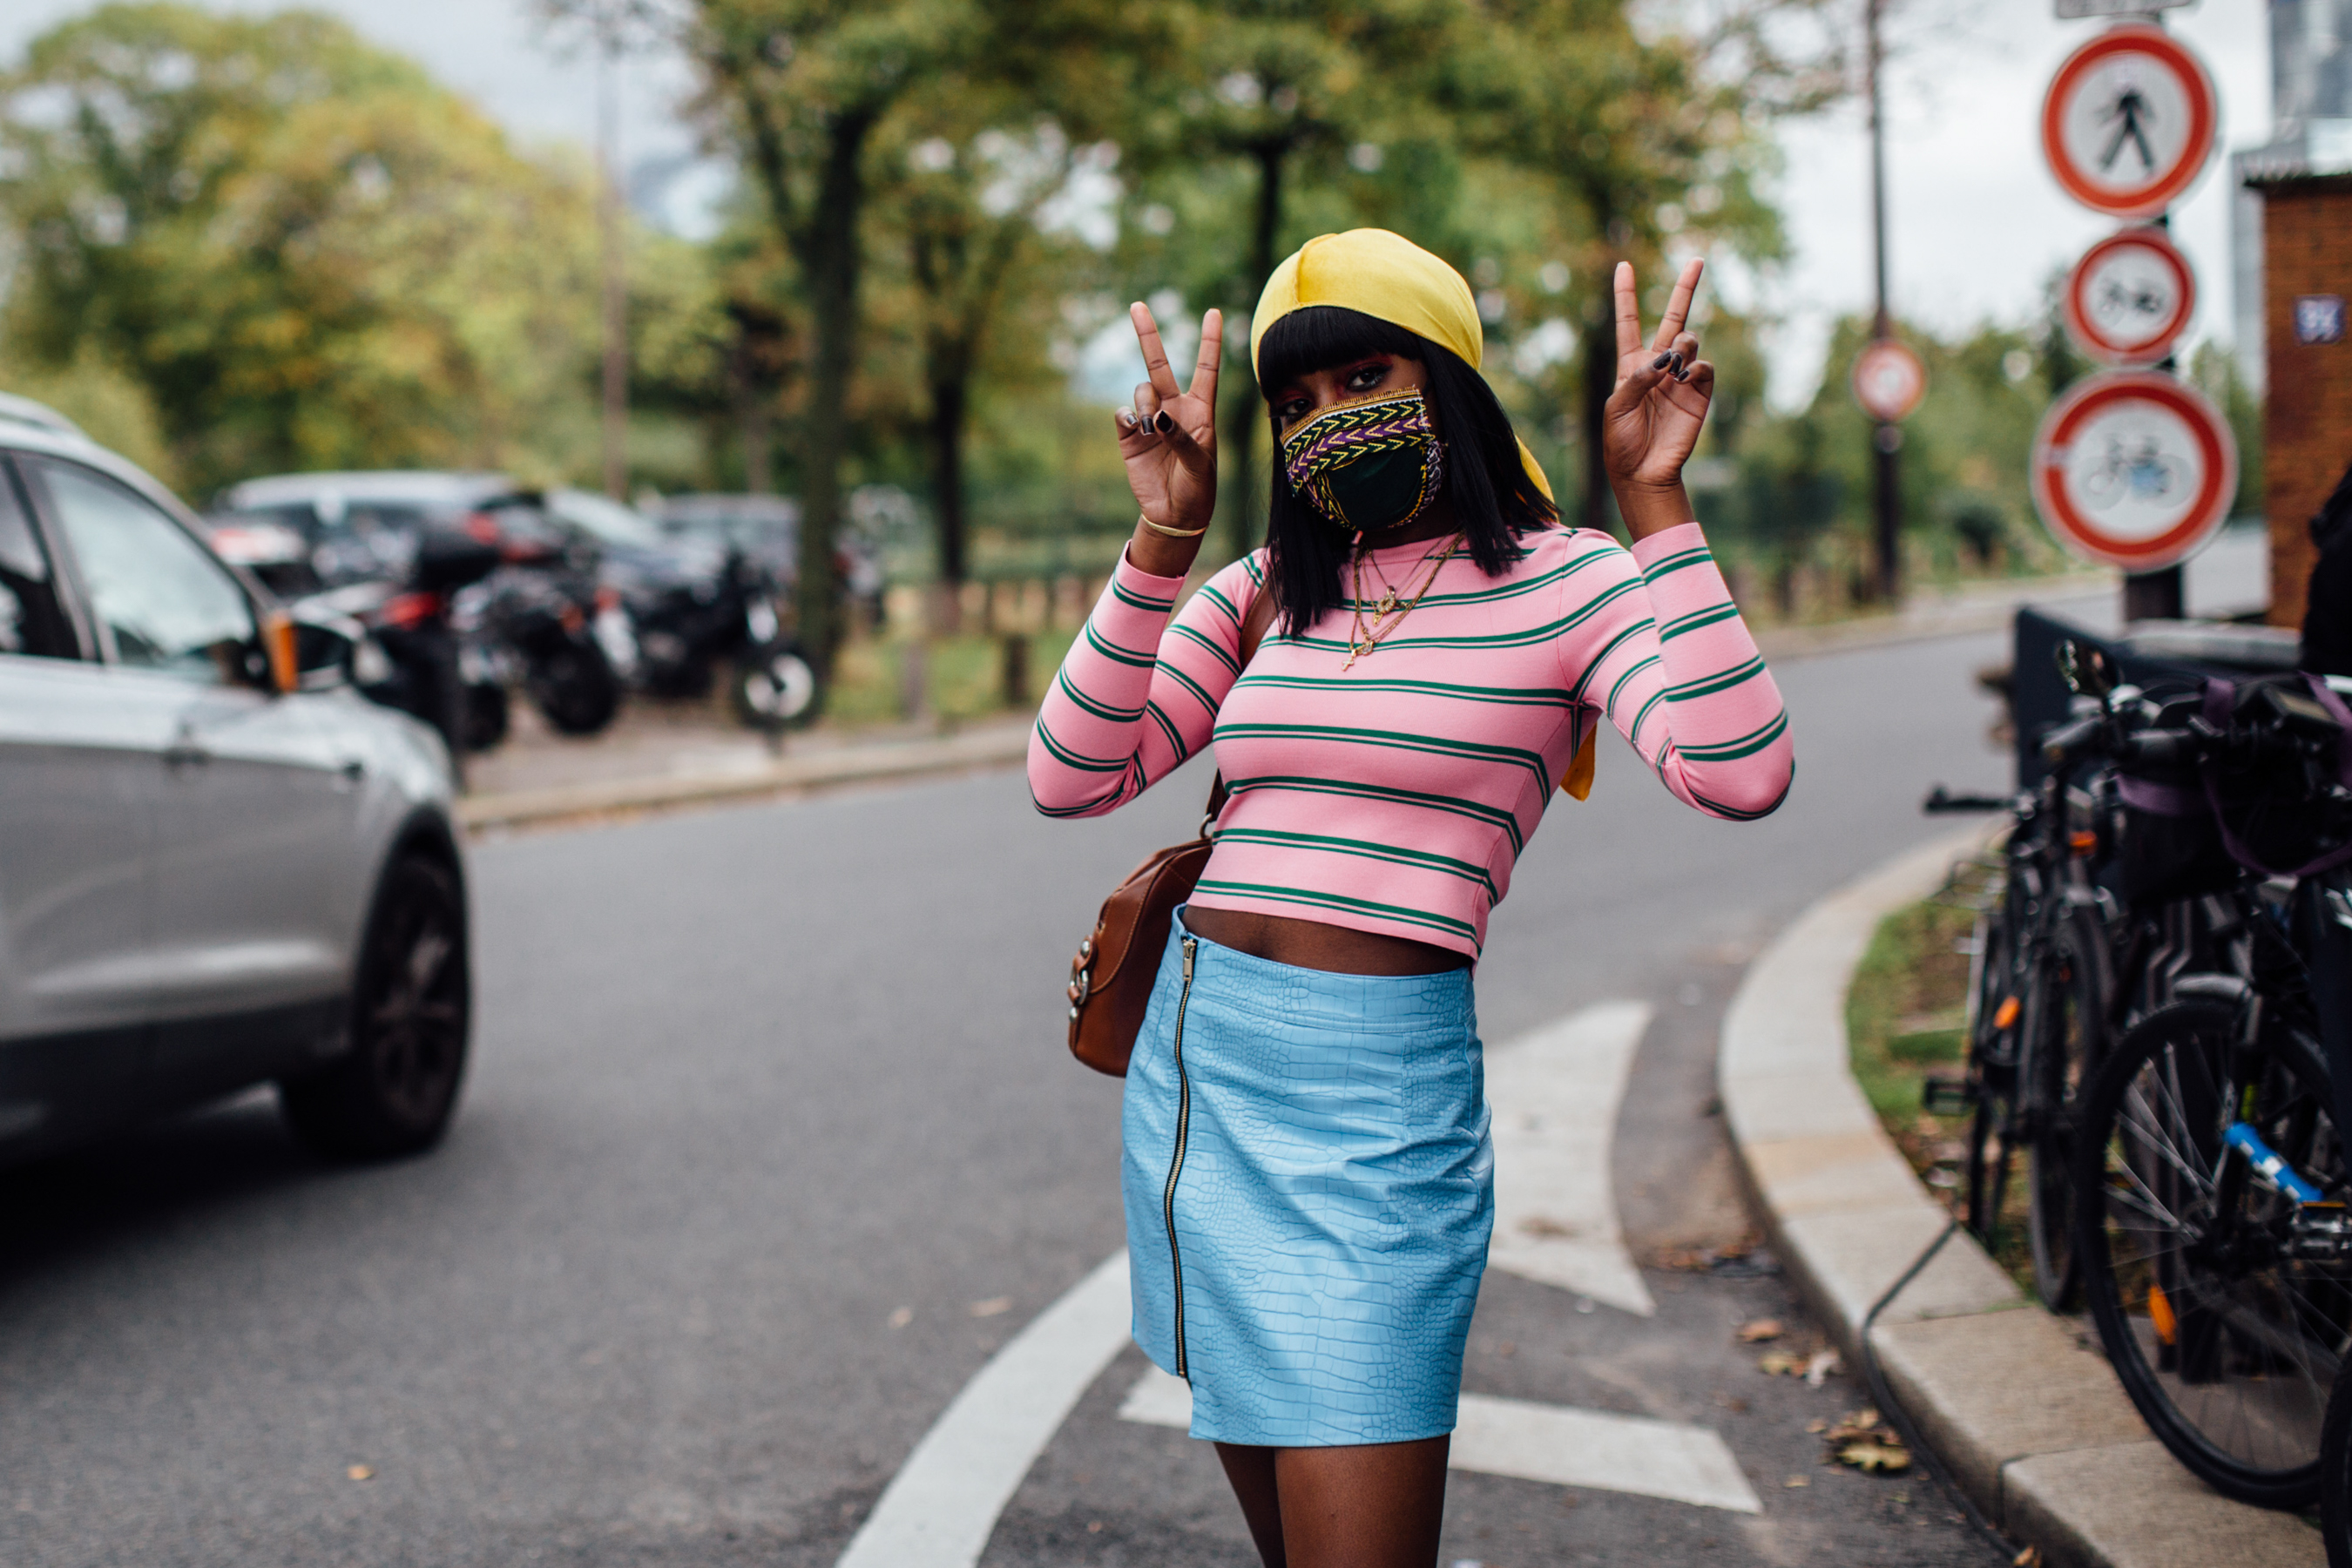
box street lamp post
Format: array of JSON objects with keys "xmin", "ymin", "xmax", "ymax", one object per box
[
  {"xmin": 597, "ymin": 24, "xmax": 627, "ymax": 501},
  {"xmin": 1865, "ymin": 0, "xmax": 1902, "ymax": 604}
]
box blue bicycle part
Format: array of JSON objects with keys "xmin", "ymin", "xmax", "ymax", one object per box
[{"xmin": 2225, "ymin": 1121, "xmax": 2328, "ymax": 1204}]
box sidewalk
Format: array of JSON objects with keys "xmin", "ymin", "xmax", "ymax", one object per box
[{"xmin": 1718, "ymin": 831, "xmax": 2323, "ymax": 1568}]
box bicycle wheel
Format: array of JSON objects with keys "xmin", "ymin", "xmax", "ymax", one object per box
[
  {"xmin": 2074, "ymin": 999, "xmax": 2347, "ymax": 1508},
  {"xmin": 2026, "ymin": 902, "xmax": 2114, "ymax": 1311},
  {"xmin": 2323, "ymin": 1377, "xmax": 2352, "ymax": 1568},
  {"xmin": 1965, "ymin": 902, "xmax": 2023, "ymax": 1245}
]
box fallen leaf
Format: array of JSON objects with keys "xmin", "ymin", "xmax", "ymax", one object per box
[
  {"xmin": 969, "ymin": 1296, "xmax": 1012, "ymax": 1318},
  {"xmin": 1086, "ymin": 1522, "xmax": 1104, "ymax": 1535},
  {"xmin": 1804, "ymin": 1348, "xmax": 1842, "ymax": 1386},
  {"xmin": 1837, "ymin": 1441, "xmax": 1912, "ymax": 1474},
  {"xmin": 1734, "ymin": 1318, "xmax": 1784, "ymax": 1343},
  {"xmin": 886, "ymin": 1307, "xmax": 913, "ymax": 1329},
  {"xmin": 1783, "ymin": 1476, "xmax": 1809, "ymax": 1489},
  {"xmin": 346, "ymin": 1464, "xmax": 374, "ymax": 1482},
  {"xmin": 1714, "ymin": 1393, "xmax": 1748, "ymax": 1413},
  {"xmin": 1804, "ymin": 1418, "xmax": 1828, "ymax": 1434},
  {"xmin": 1755, "ymin": 1351, "xmax": 1801, "ymax": 1376},
  {"xmin": 1518, "ymin": 1215, "xmax": 1577, "ymax": 1238},
  {"xmin": 2013, "ymin": 1549, "xmax": 2042, "ymax": 1568}
]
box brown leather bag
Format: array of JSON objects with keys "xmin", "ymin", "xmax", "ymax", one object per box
[{"xmin": 1065, "ymin": 582, "xmax": 1277, "ymax": 1076}]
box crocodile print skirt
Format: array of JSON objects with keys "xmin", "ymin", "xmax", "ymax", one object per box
[{"xmin": 1120, "ymin": 911, "xmax": 1493, "ymax": 1447}]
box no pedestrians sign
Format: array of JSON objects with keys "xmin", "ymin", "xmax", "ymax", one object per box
[{"xmin": 2040, "ymin": 25, "xmax": 2218, "ymax": 219}]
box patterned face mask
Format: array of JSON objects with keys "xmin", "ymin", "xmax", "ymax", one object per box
[{"xmin": 1279, "ymin": 388, "xmax": 1445, "ymax": 535}]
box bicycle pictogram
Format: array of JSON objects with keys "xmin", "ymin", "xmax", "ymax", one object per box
[{"xmin": 2080, "ymin": 436, "xmax": 2183, "ymax": 510}]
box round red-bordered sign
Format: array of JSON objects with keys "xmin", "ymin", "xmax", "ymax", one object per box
[
  {"xmin": 1851, "ymin": 338, "xmax": 1927, "ymax": 422},
  {"xmin": 2064, "ymin": 227, "xmax": 2197, "ymax": 365},
  {"xmin": 2040, "ymin": 25, "xmax": 2218, "ymax": 218},
  {"xmin": 2031, "ymin": 371, "xmax": 2237, "ymax": 571}
]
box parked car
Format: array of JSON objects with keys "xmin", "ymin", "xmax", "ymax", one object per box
[{"xmin": 0, "ymin": 409, "xmax": 473, "ymax": 1167}]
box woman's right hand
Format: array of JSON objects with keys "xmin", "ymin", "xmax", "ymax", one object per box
[{"xmin": 1118, "ymin": 302, "xmax": 1221, "ymax": 573}]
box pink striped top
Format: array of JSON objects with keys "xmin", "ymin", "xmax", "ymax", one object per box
[{"xmin": 1029, "ymin": 522, "xmax": 1793, "ymax": 959}]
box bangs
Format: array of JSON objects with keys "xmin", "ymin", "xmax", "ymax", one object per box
[{"xmin": 1254, "ymin": 306, "xmax": 1433, "ymax": 398}]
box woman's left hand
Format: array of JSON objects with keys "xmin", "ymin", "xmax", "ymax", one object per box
[{"xmin": 1601, "ymin": 259, "xmax": 1713, "ymax": 537}]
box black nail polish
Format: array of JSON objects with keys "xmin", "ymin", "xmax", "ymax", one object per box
[
  {"xmin": 1673, "ymin": 368, "xmax": 1691, "ymax": 382},
  {"xmin": 1668, "ymin": 352, "xmax": 1686, "ymax": 375},
  {"xmin": 1155, "ymin": 411, "xmax": 1173, "ymax": 433},
  {"xmin": 1652, "ymin": 353, "xmax": 1673, "ymax": 370}
]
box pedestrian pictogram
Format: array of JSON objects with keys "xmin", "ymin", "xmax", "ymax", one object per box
[
  {"xmin": 1851, "ymin": 338, "xmax": 1927, "ymax": 423},
  {"xmin": 2062, "ymin": 226, "xmax": 2196, "ymax": 365},
  {"xmin": 2030, "ymin": 370, "xmax": 2237, "ymax": 571},
  {"xmin": 2040, "ymin": 24, "xmax": 2218, "ymax": 218}
]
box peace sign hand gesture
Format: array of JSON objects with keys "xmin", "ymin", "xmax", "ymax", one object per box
[
  {"xmin": 1601, "ymin": 259, "xmax": 1714, "ymax": 541},
  {"xmin": 1117, "ymin": 302, "xmax": 1222, "ymax": 575}
]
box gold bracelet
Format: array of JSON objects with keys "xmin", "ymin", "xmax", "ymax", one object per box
[{"xmin": 1139, "ymin": 514, "xmax": 1208, "ymax": 539}]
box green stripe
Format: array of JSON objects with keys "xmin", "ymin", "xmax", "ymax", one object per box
[
  {"xmin": 1678, "ymin": 710, "xmax": 1788, "ymax": 762},
  {"xmin": 1605, "ymin": 654, "xmax": 1660, "ymax": 719},
  {"xmin": 1658, "ymin": 603, "xmax": 1740, "ymax": 642},
  {"xmin": 1625, "ymin": 686, "xmax": 1669, "ymax": 739},
  {"xmin": 1567, "ymin": 618, "xmax": 1654, "ymax": 706},
  {"xmin": 1692, "ymin": 767, "xmax": 1793, "ymax": 821},
  {"xmin": 1667, "ymin": 655, "xmax": 1764, "ymax": 702},
  {"xmin": 1083, "ymin": 622, "xmax": 1156, "ymax": 669},
  {"xmin": 1223, "ymin": 774, "xmax": 1525, "ymax": 855},
  {"xmin": 1213, "ymin": 827, "xmax": 1499, "ymax": 896},
  {"xmin": 1110, "ymin": 578, "xmax": 1174, "ymax": 613},
  {"xmin": 1214, "ymin": 722, "xmax": 1549, "ymax": 788},
  {"xmin": 1287, "ymin": 574, "xmax": 1646, "ymax": 655},
  {"xmin": 1161, "ymin": 659, "xmax": 1218, "ymax": 714},
  {"xmin": 1233, "ymin": 672, "xmax": 1573, "ymax": 709},
  {"xmin": 1031, "ymin": 719, "xmax": 1131, "ymax": 774},
  {"xmin": 1193, "ymin": 878, "xmax": 1479, "ymax": 941},
  {"xmin": 1643, "ymin": 546, "xmax": 1713, "ymax": 581},
  {"xmin": 1144, "ymin": 700, "xmax": 1188, "ymax": 760},
  {"xmin": 1196, "ymin": 582, "xmax": 1240, "ymax": 626},
  {"xmin": 1056, "ymin": 667, "xmax": 1141, "ymax": 723},
  {"xmin": 1169, "ymin": 621, "xmax": 1239, "ymax": 674}
]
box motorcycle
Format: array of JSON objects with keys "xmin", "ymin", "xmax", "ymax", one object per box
[{"xmin": 618, "ymin": 546, "xmax": 821, "ymax": 732}]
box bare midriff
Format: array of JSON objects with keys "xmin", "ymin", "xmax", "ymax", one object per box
[{"xmin": 1180, "ymin": 906, "xmax": 1470, "ymax": 976}]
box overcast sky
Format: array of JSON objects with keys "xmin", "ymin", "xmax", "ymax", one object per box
[{"xmin": 3, "ymin": 0, "xmax": 2272, "ymax": 409}]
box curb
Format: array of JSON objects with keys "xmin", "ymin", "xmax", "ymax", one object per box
[
  {"xmin": 456, "ymin": 721, "xmax": 1033, "ymax": 834},
  {"xmin": 1718, "ymin": 832, "xmax": 2324, "ymax": 1568}
]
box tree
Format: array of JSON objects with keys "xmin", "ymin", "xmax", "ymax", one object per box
[{"xmin": 0, "ymin": 4, "xmax": 603, "ymax": 496}]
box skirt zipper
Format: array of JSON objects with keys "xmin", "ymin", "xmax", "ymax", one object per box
[{"xmin": 1162, "ymin": 934, "xmax": 1199, "ymax": 1379}]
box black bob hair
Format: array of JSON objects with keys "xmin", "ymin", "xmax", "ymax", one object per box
[{"xmin": 1255, "ymin": 304, "xmax": 1558, "ymax": 636}]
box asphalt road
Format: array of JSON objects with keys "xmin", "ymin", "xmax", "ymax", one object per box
[{"xmin": 2, "ymin": 613, "xmax": 2055, "ymax": 1567}]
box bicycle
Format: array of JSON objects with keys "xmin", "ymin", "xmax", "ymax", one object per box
[
  {"xmin": 2073, "ymin": 673, "xmax": 2352, "ymax": 1510},
  {"xmin": 1924, "ymin": 642, "xmax": 2127, "ymax": 1308}
]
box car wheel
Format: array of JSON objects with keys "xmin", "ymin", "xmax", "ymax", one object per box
[
  {"xmin": 733, "ymin": 642, "xmax": 823, "ymax": 731},
  {"xmin": 280, "ymin": 854, "xmax": 470, "ymax": 1159}
]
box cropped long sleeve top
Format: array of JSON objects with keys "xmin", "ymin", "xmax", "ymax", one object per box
[{"xmin": 1028, "ymin": 522, "xmax": 1793, "ymax": 960}]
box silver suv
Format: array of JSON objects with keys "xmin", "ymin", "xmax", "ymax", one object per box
[{"xmin": 0, "ymin": 414, "xmax": 471, "ymax": 1166}]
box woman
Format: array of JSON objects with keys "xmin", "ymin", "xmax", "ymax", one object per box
[{"xmin": 1027, "ymin": 228, "xmax": 1794, "ymax": 1567}]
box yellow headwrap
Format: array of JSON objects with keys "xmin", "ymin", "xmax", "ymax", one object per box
[{"xmin": 1250, "ymin": 227, "xmax": 1597, "ymax": 801}]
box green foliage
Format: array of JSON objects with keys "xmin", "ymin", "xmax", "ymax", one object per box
[
  {"xmin": 0, "ymin": 3, "xmax": 606, "ymax": 497},
  {"xmin": 2186, "ymin": 340, "xmax": 2263, "ymax": 520}
]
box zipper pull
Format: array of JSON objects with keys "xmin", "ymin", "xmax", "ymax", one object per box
[{"xmin": 1181, "ymin": 935, "xmax": 1197, "ymax": 978}]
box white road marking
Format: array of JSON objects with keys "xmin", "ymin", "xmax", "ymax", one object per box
[
  {"xmin": 835, "ymin": 1251, "xmax": 1133, "ymax": 1568},
  {"xmin": 1119, "ymin": 1368, "xmax": 1761, "ymax": 1514},
  {"xmin": 840, "ymin": 1000, "xmax": 1697, "ymax": 1565},
  {"xmin": 1484, "ymin": 1000, "xmax": 1658, "ymax": 1316}
]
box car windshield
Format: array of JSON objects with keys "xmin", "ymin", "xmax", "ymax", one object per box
[{"xmin": 548, "ymin": 489, "xmax": 665, "ymax": 548}]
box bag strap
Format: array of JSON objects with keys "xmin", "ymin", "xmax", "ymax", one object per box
[{"xmin": 1202, "ymin": 574, "xmax": 1280, "ymax": 831}]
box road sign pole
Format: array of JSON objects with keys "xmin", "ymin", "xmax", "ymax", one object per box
[
  {"xmin": 2121, "ymin": 207, "xmax": 2186, "ymax": 621},
  {"xmin": 1866, "ymin": 0, "xmax": 1901, "ymax": 603}
]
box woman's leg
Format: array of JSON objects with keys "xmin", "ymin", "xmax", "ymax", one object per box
[
  {"xmin": 1218, "ymin": 1436, "xmax": 1452, "ymax": 1568},
  {"xmin": 1214, "ymin": 1443, "xmax": 1288, "ymax": 1567}
]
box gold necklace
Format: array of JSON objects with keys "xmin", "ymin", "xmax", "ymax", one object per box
[{"xmin": 1345, "ymin": 533, "xmax": 1459, "ymax": 671}]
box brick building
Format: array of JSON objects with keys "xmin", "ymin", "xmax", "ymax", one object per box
[{"xmin": 2251, "ymin": 171, "xmax": 2352, "ymax": 631}]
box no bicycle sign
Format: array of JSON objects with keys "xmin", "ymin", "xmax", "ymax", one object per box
[
  {"xmin": 2030, "ymin": 371, "xmax": 2237, "ymax": 571},
  {"xmin": 2040, "ymin": 24, "xmax": 2218, "ymax": 219},
  {"xmin": 2062, "ymin": 226, "xmax": 2197, "ymax": 366}
]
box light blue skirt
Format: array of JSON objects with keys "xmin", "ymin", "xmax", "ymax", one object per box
[{"xmin": 1120, "ymin": 911, "xmax": 1493, "ymax": 1447}]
